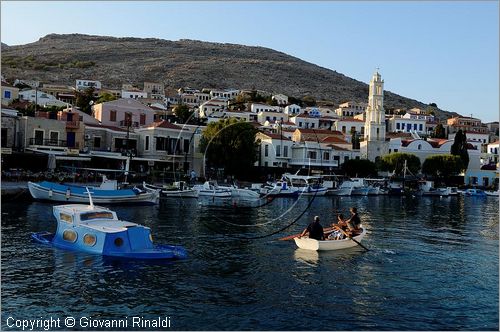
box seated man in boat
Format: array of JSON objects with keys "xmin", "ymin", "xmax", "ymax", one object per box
[
  {"xmin": 345, "ymin": 207, "xmax": 362, "ymax": 236},
  {"xmin": 299, "ymin": 216, "xmax": 325, "ymax": 240}
]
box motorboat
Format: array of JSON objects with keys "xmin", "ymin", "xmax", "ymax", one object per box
[
  {"xmin": 293, "ymin": 227, "xmax": 367, "ymax": 251},
  {"xmin": 31, "ymin": 190, "xmax": 187, "ymax": 260},
  {"xmin": 282, "ymin": 173, "xmax": 328, "ymax": 196},
  {"xmin": 485, "ymin": 190, "xmax": 499, "ymax": 197},
  {"xmin": 340, "ymin": 179, "xmax": 369, "ymax": 196},
  {"xmin": 419, "ymin": 181, "xmax": 450, "ymax": 196},
  {"xmin": 328, "ymin": 186, "xmax": 353, "ymax": 196},
  {"xmin": 260, "ymin": 180, "xmax": 299, "ymax": 197},
  {"xmin": 192, "ymin": 181, "xmax": 232, "ymax": 198},
  {"xmin": 218, "ymin": 184, "xmax": 261, "ymax": 199},
  {"xmin": 28, "ymin": 176, "xmax": 159, "ymax": 204},
  {"xmin": 448, "ymin": 187, "xmax": 459, "ymax": 196},
  {"xmin": 464, "ymin": 188, "xmax": 487, "ymax": 197},
  {"xmin": 144, "ymin": 181, "xmax": 198, "ymax": 198}
]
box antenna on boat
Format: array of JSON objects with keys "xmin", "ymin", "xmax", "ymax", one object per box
[{"xmin": 85, "ymin": 187, "xmax": 94, "ymax": 209}]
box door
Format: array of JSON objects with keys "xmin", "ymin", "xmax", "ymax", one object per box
[
  {"xmin": 34, "ymin": 130, "xmax": 44, "ymax": 145},
  {"xmin": 67, "ymin": 132, "xmax": 76, "ymax": 148}
]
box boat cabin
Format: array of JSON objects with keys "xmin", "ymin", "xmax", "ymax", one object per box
[{"xmin": 52, "ymin": 204, "xmax": 154, "ymax": 256}]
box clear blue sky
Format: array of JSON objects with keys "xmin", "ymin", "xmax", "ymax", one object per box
[{"xmin": 1, "ymin": 1, "xmax": 498, "ymax": 122}]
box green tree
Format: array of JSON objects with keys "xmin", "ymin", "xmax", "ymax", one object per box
[
  {"xmin": 350, "ymin": 129, "xmax": 360, "ymax": 149},
  {"xmin": 302, "ymin": 95, "xmax": 316, "ymax": 107},
  {"xmin": 422, "ymin": 154, "xmax": 464, "ymax": 178},
  {"xmin": 96, "ymin": 92, "xmax": 117, "ymax": 104},
  {"xmin": 199, "ymin": 118, "xmax": 258, "ymax": 176},
  {"xmin": 450, "ymin": 129, "xmax": 469, "ymax": 171},
  {"xmin": 173, "ymin": 104, "xmax": 193, "ymax": 123},
  {"xmin": 379, "ymin": 152, "xmax": 421, "ymax": 176},
  {"xmin": 288, "ymin": 96, "xmax": 303, "ymax": 107},
  {"xmin": 75, "ymin": 87, "xmax": 97, "ymax": 115},
  {"xmin": 342, "ymin": 159, "xmax": 377, "ymax": 177},
  {"xmin": 432, "ymin": 123, "xmax": 446, "ymax": 138}
]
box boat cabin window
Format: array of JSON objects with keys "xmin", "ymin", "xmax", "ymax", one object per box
[
  {"xmin": 60, "ymin": 213, "xmax": 73, "ymax": 223},
  {"xmin": 62, "ymin": 229, "xmax": 77, "ymax": 243},
  {"xmin": 83, "ymin": 234, "xmax": 97, "ymax": 246},
  {"xmin": 80, "ymin": 212, "xmax": 114, "ymax": 221}
]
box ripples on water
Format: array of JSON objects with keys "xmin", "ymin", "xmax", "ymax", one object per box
[{"xmin": 1, "ymin": 196, "xmax": 498, "ymax": 330}]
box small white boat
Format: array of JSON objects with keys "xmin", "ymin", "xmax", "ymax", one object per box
[
  {"xmin": 419, "ymin": 181, "xmax": 450, "ymax": 196},
  {"xmin": 218, "ymin": 185, "xmax": 261, "ymax": 199},
  {"xmin": 485, "ymin": 190, "xmax": 499, "ymax": 197},
  {"xmin": 144, "ymin": 182, "xmax": 199, "ymax": 198},
  {"xmin": 282, "ymin": 173, "xmax": 328, "ymax": 196},
  {"xmin": 192, "ymin": 181, "xmax": 232, "ymax": 198},
  {"xmin": 293, "ymin": 227, "xmax": 366, "ymax": 251},
  {"xmin": 328, "ymin": 186, "xmax": 352, "ymax": 196}
]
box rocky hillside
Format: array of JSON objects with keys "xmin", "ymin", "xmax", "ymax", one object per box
[{"xmin": 1, "ymin": 34, "xmax": 456, "ymax": 118}]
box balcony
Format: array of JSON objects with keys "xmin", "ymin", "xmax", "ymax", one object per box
[
  {"xmin": 65, "ymin": 120, "xmax": 80, "ymax": 129},
  {"xmin": 289, "ymin": 158, "xmax": 339, "ymax": 167},
  {"xmin": 29, "ymin": 138, "xmax": 67, "ymax": 147}
]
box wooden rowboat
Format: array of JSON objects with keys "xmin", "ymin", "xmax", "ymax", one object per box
[{"xmin": 293, "ymin": 227, "xmax": 366, "ymax": 251}]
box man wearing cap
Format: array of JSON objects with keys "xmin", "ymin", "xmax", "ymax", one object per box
[{"xmin": 299, "ymin": 216, "xmax": 325, "ymax": 240}]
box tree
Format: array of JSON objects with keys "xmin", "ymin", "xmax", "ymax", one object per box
[
  {"xmin": 302, "ymin": 95, "xmax": 316, "ymax": 107},
  {"xmin": 96, "ymin": 92, "xmax": 117, "ymax": 104},
  {"xmin": 75, "ymin": 87, "xmax": 96, "ymax": 115},
  {"xmin": 199, "ymin": 118, "xmax": 258, "ymax": 177},
  {"xmin": 173, "ymin": 104, "xmax": 193, "ymax": 124},
  {"xmin": 450, "ymin": 129, "xmax": 469, "ymax": 171},
  {"xmin": 422, "ymin": 154, "xmax": 464, "ymax": 178},
  {"xmin": 342, "ymin": 159, "xmax": 377, "ymax": 177},
  {"xmin": 379, "ymin": 152, "xmax": 421, "ymax": 176},
  {"xmin": 350, "ymin": 129, "xmax": 360, "ymax": 149},
  {"xmin": 432, "ymin": 123, "xmax": 446, "ymax": 139}
]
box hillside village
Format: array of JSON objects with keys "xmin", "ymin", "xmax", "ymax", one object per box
[{"xmin": 1, "ymin": 72, "xmax": 498, "ymax": 188}]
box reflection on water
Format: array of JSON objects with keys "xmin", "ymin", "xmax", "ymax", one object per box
[{"xmin": 2, "ymin": 196, "xmax": 498, "ymax": 330}]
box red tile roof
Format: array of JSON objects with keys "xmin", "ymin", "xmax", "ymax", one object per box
[
  {"xmin": 326, "ymin": 144, "xmax": 349, "ymax": 151},
  {"xmin": 322, "ymin": 136, "xmax": 348, "ymax": 144},
  {"xmin": 148, "ymin": 120, "xmax": 184, "ymax": 130},
  {"xmin": 296, "ymin": 128, "xmax": 340, "ymax": 134},
  {"xmin": 260, "ymin": 132, "xmax": 291, "ymax": 141}
]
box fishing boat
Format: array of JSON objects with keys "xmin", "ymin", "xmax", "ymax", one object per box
[
  {"xmin": 218, "ymin": 184, "xmax": 261, "ymax": 199},
  {"xmin": 192, "ymin": 181, "xmax": 232, "ymax": 198},
  {"xmin": 144, "ymin": 181, "xmax": 198, "ymax": 198},
  {"xmin": 293, "ymin": 227, "xmax": 367, "ymax": 251},
  {"xmin": 419, "ymin": 181, "xmax": 450, "ymax": 196},
  {"xmin": 465, "ymin": 188, "xmax": 487, "ymax": 197},
  {"xmin": 260, "ymin": 180, "xmax": 299, "ymax": 197},
  {"xmin": 339, "ymin": 179, "xmax": 369, "ymax": 196},
  {"xmin": 31, "ymin": 190, "xmax": 187, "ymax": 260},
  {"xmin": 28, "ymin": 177, "xmax": 159, "ymax": 204}
]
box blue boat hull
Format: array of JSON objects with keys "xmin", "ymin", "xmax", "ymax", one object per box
[{"xmin": 31, "ymin": 232, "xmax": 187, "ymax": 260}]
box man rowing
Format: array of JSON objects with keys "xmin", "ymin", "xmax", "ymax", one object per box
[
  {"xmin": 327, "ymin": 207, "xmax": 363, "ymax": 239},
  {"xmin": 298, "ymin": 216, "xmax": 325, "ymax": 240}
]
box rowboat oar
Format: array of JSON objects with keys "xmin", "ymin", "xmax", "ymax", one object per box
[
  {"xmin": 333, "ymin": 225, "xmax": 369, "ymax": 251},
  {"xmin": 279, "ymin": 226, "xmax": 335, "ymax": 241}
]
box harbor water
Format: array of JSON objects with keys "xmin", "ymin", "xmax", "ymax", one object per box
[{"xmin": 1, "ymin": 195, "xmax": 498, "ymax": 330}]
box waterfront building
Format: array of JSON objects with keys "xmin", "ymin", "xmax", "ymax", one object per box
[
  {"xmin": 387, "ymin": 114, "xmax": 427, "ymax": 135},
  {"xmin": 84, "ymin": 123, "xmax": 139, "ymax": 156},
  {"xmin": 334, "ymin": 117, "xmax": 365, "ymax": 136},
  {"xmin": 485, "ymin": 141, "xmax": 499, "ymax": 164},
  {"xmin": 92, "ymin": 98, "xmax": 156, "ymax": 129},
  {"xmin": 18, "ymin": 115, "xmax": 68, "ymax": 153},
  {"xmin": 75, "ymin": 79, "xmax": 101, "ymax": 91},
  {"xmin": 121, "ymin": 88, "xmax": 148, "ymax": 100},
  {"xmin": 1, "ymin": 82, "xmax": 19, "ymax": 105},
  {"xmin": 1, "ymin": 109, "xmax": 20, "ymax": 153},
  {"xmin": 360, "ymin": 71, "xmax": 389, "ymax": 161},
  {"xmin": 255, "ymin": 132, "xmax": 294, "ymax": 168}
]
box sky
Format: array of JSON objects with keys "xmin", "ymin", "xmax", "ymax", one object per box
[{"xmin": 1, "ymin": 1, "xmax": 498, "ymax": 122}]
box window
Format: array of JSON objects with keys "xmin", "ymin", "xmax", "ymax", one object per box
[
  {"xmin": 396, "ymin": 123, "xmax": 400, "ymax": 130},
  {"xmin": 307, "ymin": 151, "xmax": 317, "ymax": 160},
  {"xmin": 114, "ymin": 237, "xmax": 124, "ymax": 247},
  {"xmin": 419, "ymin": 124, "xmax": 423, "ymax": 131},
  {"xmin": 140, "ymin": 114, "xmax": 146, "ymax": 125},
  {"xmin": 342, "ymin": 126, "xmax": 346, "ymax": 133},
  {"xmin": 265, "ymin": 144, "xmax": 269, "ymax": 157},
  {"xmin": 413, "ymin": 123, "xmax": 417, "ymax": 130},
  {"xmin": 311, "ymin": 123, "xmax": 315, "ymax": 128},
  {"xmin": 62, "ymin": 229, "xmax": 77, "ymax": 242},
  {"xmin": 394, "ymin": 149, "xmax": 398, "ymax": 153},
  {"xmin": 402, "ymin": 123, "xmax": 405, "ymax": 129},
  {"xmin": 145, "ymin": 136, "xmax": 150, "ymax": 151},
  {"xmin": 81, "ymin": 212, "xmax": 114, "ymax": 221},
  {"xmin": 418, "ymin": 144, "xmax": 422, "ymax": 150},
  {"xmin": 110, "ymin": 110, "xmax": 117, "ymax": 122},
  {"xmin": 83, "ymin": 234, "xmax": 97, "ymax": 246},
  {"xmin": 94, "ymin": 137, "xmax": 101, "ymax": 148},
  {"xmin": 344, "ymin": 156, "xmax": 350, "ymax": 163},
  {"xmin": 276, "ymin": 145, "xmax": 281, "ymax": 157},
  {"xmin": 4, "ymin": 90, "xmax": 11, "ymax": 99},
  {"xmin": 60, "ymin": 213, "xmax": 73, "ymax": 223},
  {"xmin": 284, "ymin": 146, "xmax": 288, "ymax": 157},
  {"xmin": 34, "ymin": 129, "xmax": 44, "ymax": 145},
  {"xmin": 323, "ymin": 152, "xmax": 330, "ymax": 160},
  {"xmin": 184, "ymin": 139, "xmax": 190, "ymax": 153},
  {"xmin": 49, "ymin": 131, "xmax": 59, "ymax": 143},
  {"xmin": 264, "ymin": 161, "xmax": 268, "ymax": 167}
]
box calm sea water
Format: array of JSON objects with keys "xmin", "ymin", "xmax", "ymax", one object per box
[{"xmin": 1, "ymin": 195, "xmax": 498, "ymax": 330}]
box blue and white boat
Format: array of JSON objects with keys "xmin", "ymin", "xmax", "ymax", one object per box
[
  {"xmin": 28, "ymin": 176, "xmax": 159, "ymax": 204},
  {"xmin": 464, "ymin": 188, "xmax": 487, "ymax": 197},
  {"xmin": 31, "ymin": 190, "xmax": 187, "ymax": 260}
]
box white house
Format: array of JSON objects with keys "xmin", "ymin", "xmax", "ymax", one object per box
[
  {"xmin": 448, "ymin": 131, "xmax": 490, "ymax": 151},
  {"xmin": 387, "ymin": 115, "xmax": 427, "ymax": 135},
  {"xmin": 257, "ymin": 110, "xmax": 287, "ymax": 125},
  {"xmin": 290, "ymin": 113, "xmax": 320, "ymax": 129},
  {"xmin": 121, "ymin": 89, "xmax": 148, "ymax": 99},
  {"xmin": 271, "ymin": 93, "xmax": 288, "ymax": 105},
  {"xmin": 210, "ymin": 89, "xmax": 239, "ymax": 100},
  {"xmin": 334, "ymin": 117, "xmax": 365, "ymax": 135},
  {"xmin": 485, "ymin": 140, "xmax": 499, "ymax": 164},
  {"xmin": 76, "ymin": 79, "xmax": 101, "ymax": 91},
  {"xmin": 335, "ymin": 101, "xmax": 367, "ymax": 117},
  {"xmin": 284, "ymin": 104, "xmax": 302, "ymax": 116},
  {"xmin": 198, "ymin": 99, "xmax": 228, "ymax": 118},
  {"xmin": 255, "ymin": 132, "xmax": 294, "ymax": 168},
  {"xmin": 250, "ymin": 103, "xmax": 282, "ymax": 114},
  {"xmin": 19, "ymin": 89, "xmax": 68, "ymax": 107}
]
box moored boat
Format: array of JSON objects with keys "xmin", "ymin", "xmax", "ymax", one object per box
[
  {"xmin": 31, "ymin": 191, "xmax": 187, "ymax": 260},
  {"xmin": 465, "ymin": 188, "xmax": 487, "ymax": 197},
  {"xmin": 293, "ymin": 227, "xmax": 367, "ymax": 251},
  {"xmin": 144, "ymin": 181, "xmax": 199, "ymax": 198},
  {"xmin": 485, "ymin": 190, "xmax": 499, "ymax": 197},
  {"xmin": 28, "ymin": 179, "xmax": 159, "ymax": 205},
  {"xmin": 192, "ymin": 181, "xmax": 232, "ymax": 198},
  {"xmin": 282, "ymin": 173, "xmax": 327, "ymax": 196}
]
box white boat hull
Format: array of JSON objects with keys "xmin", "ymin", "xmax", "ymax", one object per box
[
  {"xmin": 328, "ymin": 187, "xmax": 352, "ymax": 196},
  {"xmin": 28, "ymin": 182, "xmax": 159, "ymax": 204},
  {"xmin": 299, "ymin": 187, "xmax": 328, "ymax": 196},
  {"xmin": 485, "ymin": 191, "xmax": 499, "ymax": 197},
  {"xmin": 161, "ymin": 190, "xmax": 199, "ymax": 198},
  {"xmin": 293, "ymin": 228, "xmax": 366, "ymax": 251}
]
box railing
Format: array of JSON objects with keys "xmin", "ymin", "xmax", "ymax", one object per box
[{"xmin": 29, "ymin": 138, "xmax": 67, "ymax": 147}]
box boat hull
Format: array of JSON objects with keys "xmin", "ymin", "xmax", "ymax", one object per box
[
  {"xmin": 31, "ymin": 232, "xmax": 187, "ymax": 260},
  {"xmin": 160, "ymin": 190, "xmax": 199, "ymax": 198},
  {"xmin": 28, "ymin": 181, "xmax": 159, "ymax": 205},
  {"xmin": 327, "ymin": 187, "xmax": 352, "ymax": 196},
  {"xmin": 299, "ymin": 187, "xmax": 328, "ymax": 196},
  {"xmin": 293, "ymin": 228, "xmax": 366, "ymax": 251}
]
